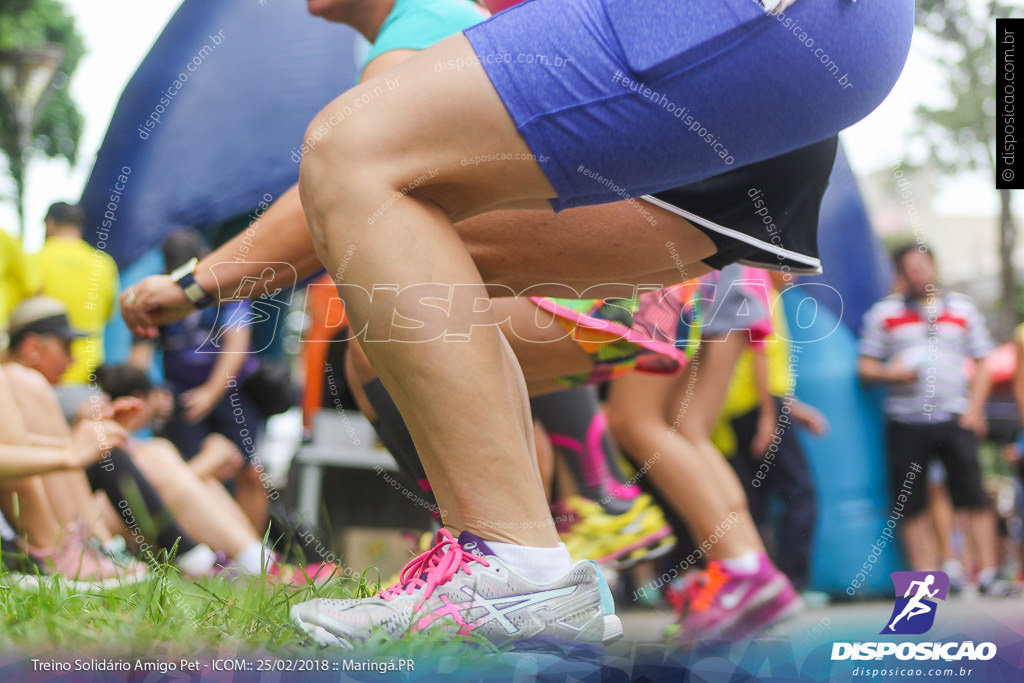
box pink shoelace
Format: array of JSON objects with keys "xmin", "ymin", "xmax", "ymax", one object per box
[{"xmin": 379, "ymin": 529, "xmax": 489, "ymax": 603}]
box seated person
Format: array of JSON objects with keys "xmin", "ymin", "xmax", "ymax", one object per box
[
  {"xmin": 93, "ymin": 363, "xmax": 277, "ymax": 576},
  {"xmin": 0, "ymin": 360, "xmax": 144, "ymax": 585}
]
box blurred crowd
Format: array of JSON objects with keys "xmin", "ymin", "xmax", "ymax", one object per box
[
  {"xmin": 0, "ymin": 202, "xmax": 324, "ymax": 587},
  {"xmin": 0, "ymin": 200, "xmax": 1021, "ymax": 606}
]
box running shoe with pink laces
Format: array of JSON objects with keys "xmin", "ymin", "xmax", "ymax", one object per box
[
  {"xmin": 674, "ymin": 554, "xmax": 802, "ymax": 641},
  {"xmin": 291, "ymin": 529, "xmax": 621, "ymax": 649}
]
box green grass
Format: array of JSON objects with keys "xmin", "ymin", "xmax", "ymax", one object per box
[
  {"xmin": 0, "ymin": 561, "xmax": 507, "ymax": 668},
  {"xmin": 0, "ymin": 566, "xmax": 363, "ymax": 656}
]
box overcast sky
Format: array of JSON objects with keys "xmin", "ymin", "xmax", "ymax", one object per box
[{"xmin": 0, "ymin": 2, "xmax": 1003, "ymax": 251}]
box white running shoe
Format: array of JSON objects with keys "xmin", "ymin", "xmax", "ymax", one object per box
[{"xmin": 291, "ymin": 529, "xmax": 622, "ymax": 649}]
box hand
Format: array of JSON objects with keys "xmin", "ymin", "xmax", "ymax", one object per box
[
  {"xmin": 792, "ymin": 400, "xmax": 829, "ymax": 436},
  {"xmin": 194, "ymin": 433, "xmax": 244, "ymax": 481},
  {"xmin": 181, "ymin": 384, "xmax": 222, "ymax": 423},
  {"xmin": 121, "ymin": 275, "xmax": 198, "ymax": 339},
  {"xmin": 150, "ymin": 387, "xmax": 175, "ymax": 421},
  {"xmin": 70, "ymin": 418, "xmax": 128, "ymax": 467},
  {"xmin": 1002, "ymin": 443, "xmax": 1021, "ymax": 464},
  {"xmin": 110, "ymin": 396, "xmax": 146, "ymax": 427},
  {"xmin": 957, "ymin": 410, "xmax": 987, "ymax": 438},
  {"xmin": 884, "ymin": 360, "xmax": 919, "ymax": 385},
  {"xmin": 750, "ymin": 411, "xmax": 776, "ymax": 459}
]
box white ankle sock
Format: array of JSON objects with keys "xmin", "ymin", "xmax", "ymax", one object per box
[
  {"xmin": 235, "ymin": 541, "xmax": 274, "ymax": 574},
  {"xmin": 176, "ymin": 543, "xmax": 217, "ymax": 575},
  {"xmin": 720, "ymin": 551, "xmax": 762, "ymax": 575},
  {"xmin": 485, "ymin": 541, "xmax": 574, "ymax": 584}
]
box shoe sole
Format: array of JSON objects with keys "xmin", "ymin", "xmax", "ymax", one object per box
[
  {"xmin": 602, "ymin": 614, "xmax": 625, "ymax": 643},
  {"xmin": 290, "ymin": 606, "xmax": 625, "ymax": 648},
  {"xmin": 723, "ymin": 594, "xmax": 804, "ymax": 640},
  {"xmin": 614, "ymin": 534, "xmax": 677, "ymax": 570},
  {"xmin": 675, "ymin": 574, "xmax": 789, "ymax": 642},
  {"xmin": 566, "ymin": 493, "xmax": 659, "ymax": 533},
  {"xmin": 290, "ymin": 605, "xmax": 356, "ymax": 649},
  {"xmin": 589, "ymin": 526, "xmax": 674, "ymax": 566}
]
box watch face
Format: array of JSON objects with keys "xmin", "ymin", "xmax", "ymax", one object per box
[{"xmin": 184, "ymin": 281, "xmax": 210, "ymax": 306}]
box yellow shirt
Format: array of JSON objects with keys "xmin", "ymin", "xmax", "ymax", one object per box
[
  {"xmin": 35, "ymin": 236, "xmax": 120, "ymax": 384},
  {"xmin": 712, "ymin": 299, "xmax": 792, "ymax": 455},
  {"xmin": 0, "ymin": 229, "xmax": 40, "ymax": 329}
]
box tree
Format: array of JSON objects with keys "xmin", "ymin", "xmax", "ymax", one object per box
[
  {"xmin": 912, "ymin": 0, "xmax": 1022, "ymax": 338},
  {"xmin": 0, "ymin": 0, "xmax": 84, "ymax": 237}
]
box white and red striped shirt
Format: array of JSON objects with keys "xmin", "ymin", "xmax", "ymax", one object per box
[{"xmin": 859, "ymin": 291, "xmax": 992, "ymax": 423}]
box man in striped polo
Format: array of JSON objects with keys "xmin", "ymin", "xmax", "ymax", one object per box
[{"xmin": 858, "ymin": 243, "xmax": 1006, "ymax": 595}]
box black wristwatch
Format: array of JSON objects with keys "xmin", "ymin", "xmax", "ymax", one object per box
[{"xmin": 170, "ymin": 257, "xmax": 216, "ymax": 309}]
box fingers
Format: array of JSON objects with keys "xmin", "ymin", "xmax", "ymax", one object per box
[
  {"xmin": 751, "ymin": 433, "xmax": 770, "ymax": 458},
  {"xmin": 94, "ymin": 400, "xmax": 115, "ymax": 421},
  {"xmin": 121, "ymin": 278, "xmax": 159, "ymax": 338},
  {"xmin": 112, "ymin": 396, "xmax": 144, "ymax": 414},
  {"xmin": 183, "ymin": 397, "xmax": 210, "ymax": 424},
  {"xmin": 181, "ymin": 393, "xmax": 201, "ymax": 424},
  {"xmin": 103, "ymin": 420, "xmax": 129, "ymax": 449},
  {"xmin": 76, "ymin": 419, "xmax": 128, "ymax": 461},
  {"xmin": 808, "ymin": 409, "xmax": 828, "ymax": 436},
  {"xmin": 111, "ymin": 397, "xmax": 145, "ymax": 427}
]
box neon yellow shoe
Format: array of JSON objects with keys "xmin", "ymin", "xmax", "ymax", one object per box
[{"xmin": 559, "ymin": 495, "xmax": 675, "ymax": 569}]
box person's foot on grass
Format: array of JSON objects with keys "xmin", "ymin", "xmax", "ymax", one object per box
[
  {"xmin": 290, "ymin": 528, "xmax": 621, "ymax": 649},
  {"xmin": 27, "ymin": 524, "xmax": 147, "ymax": 589}
]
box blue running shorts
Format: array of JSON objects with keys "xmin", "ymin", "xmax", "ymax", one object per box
[{"xmin": 463, "ymin": 0, "xmax": 913, "ymax": 211}]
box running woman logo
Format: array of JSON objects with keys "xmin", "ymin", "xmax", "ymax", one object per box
[
  {"xmin": 881, "ymin": 571, "xmax": 948, "ymax": 635},
  {"xmin": 198, "ymin": 262, "xmax": 296, "ymax": 354}
]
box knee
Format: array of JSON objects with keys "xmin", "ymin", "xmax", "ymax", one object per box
[
  {"xmin": 676, "ymin": 419, "xmax": 708, "ymax": 444},
  {"xmin": 301, "ymin": 97, "xmax": 377, "ymax": 179},
  {"xmin": 140, "ymin": 437, "xmax": 181, "ymax": 460},
  {"xmin": 298, "ymin": 105, "xmax": 387, "ymax": 249},
  {"xmin": 607, "ymin": 409, "xmax": 653, "ymax": 457}
]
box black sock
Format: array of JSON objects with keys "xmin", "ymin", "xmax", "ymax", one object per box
[{"xmin": 362, "ymin": 379, "xmax": 439, "ymax": 517}]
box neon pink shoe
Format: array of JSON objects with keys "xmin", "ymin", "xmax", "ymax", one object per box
[
  {"xmin": 723, "ymin": 578, "xmax": 803, "ymax": 640},
  {"xmin": 675, "ymin": 555, "xmax": 796, "ymax": 641}
]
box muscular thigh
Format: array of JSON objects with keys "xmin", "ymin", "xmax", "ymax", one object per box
[
  {"xmin": 676, "ymin": 335, "xmax": 747, "ymax": 439},
  {"xmin": 315, "ymin": 36, "xmax": 718, "ymax": 292},
  {"xmin": 462, "ymin": 201, "xmax": 716, "ymax": 296},
  {"xmin": 313, "ymin": 33, "xmax": 556, "ymax": 219}
]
